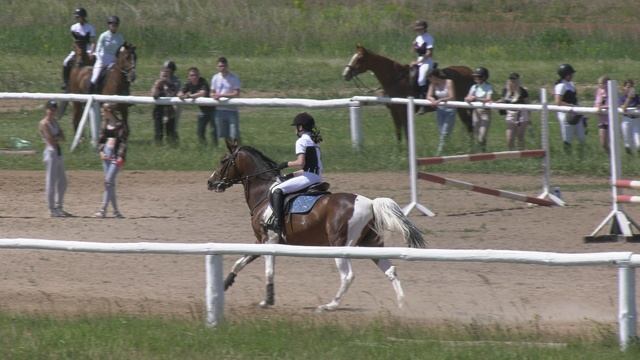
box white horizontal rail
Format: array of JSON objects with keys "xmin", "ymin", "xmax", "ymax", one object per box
[
  {"xmin": 0, "ymin": 92, "xmax": 355, "ymax": 108},
  {"xmin": 351, "ymin": 95, "xmax": 640, "ymax": 116},
  {"xmin": 0, "ymin": 238, "xmax": 637, "ymax": 350},
  {"xmin": 0, "ymin": 238, "xmax": 637, "ymax": 266},
  {"xmin": 3, "ymin": 92, "xmax": 639, "ymax": 116}
]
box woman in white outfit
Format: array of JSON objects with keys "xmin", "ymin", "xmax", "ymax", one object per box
[
  {"xmin": 90, "ymin": 15, "xmax": 124, "ymax": 93},
  {"xmin": 270, "ymin": 112, "xmax": 323, "ymax": 235}
]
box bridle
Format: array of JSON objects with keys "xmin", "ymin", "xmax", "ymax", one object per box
[
  {"xmin": 116, "ymin": 45, "xmax": 136, "ymax": 82},
  {"xmin": 209, "ymin": 148, "xmax": 280, "ymax": 216},
  {"xmin": 344, "ymin": 54, "xmax": 380, "ymax": 94},
  {"xmin": 209, "ymin": 149, "xmax": 280, "ymax": 189}
]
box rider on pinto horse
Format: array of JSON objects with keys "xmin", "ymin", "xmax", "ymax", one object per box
[{"xmin": 268, "ymin": 112, "xmax": 324, "ymax": 238}]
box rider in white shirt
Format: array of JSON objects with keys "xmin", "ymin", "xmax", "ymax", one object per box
[
  {"xmin": 270, "ymin": 112, "xmax": 324, "ymax": 236},
  {"xmin": 90, "ymin": 15, "xmax": 125, "ymax": 93},
  {"xmin": 411, "ymin": 20, "xmax": 434, "ymax": 112},
  {"xmin": 62, "ymin": 7, "xmax": 96, "ymax": 90}
]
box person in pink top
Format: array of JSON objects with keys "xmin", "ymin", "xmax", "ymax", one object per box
[{"xmin": 594, "ymin": 75, "xmax": 610, "ymax": 154}]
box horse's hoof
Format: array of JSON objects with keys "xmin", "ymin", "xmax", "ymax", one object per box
[
  {"xmin": 315, "ymin": 303, "xmax": 338, "ymax": 313},
  {"xmin": 258, "ymin": 300, "xmax": 272, "ymax": 308}
]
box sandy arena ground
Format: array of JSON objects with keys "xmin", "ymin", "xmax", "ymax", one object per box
[{"xmin": 1, "ymin": 169, "xmax": 639, "ymax": 332}]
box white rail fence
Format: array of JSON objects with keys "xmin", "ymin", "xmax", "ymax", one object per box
[
  {"xmin": 0, "ymin": 238, "xmax": 638, "ymax": 350},
  {"xmin": 2, "ymin": 92, "xmax": 638, "ymax": 152}
]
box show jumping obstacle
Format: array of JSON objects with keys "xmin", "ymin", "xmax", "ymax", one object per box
[
  {"xmin": 586, "ymin": 80, "xmax": 640, "ymax": 243},
  {"xmin": 417, "ymin": 172, "xmax": 555, "ymax": 207},
  {"xmin": 403, "ymin": 89, "xmax": 565, "ymax": 216}
]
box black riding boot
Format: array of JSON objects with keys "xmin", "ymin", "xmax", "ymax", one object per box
[
  {"xmin": 270, "ymin": 189, "xmax": 285, "ymax": 238},
  {"xmin": 61, "ymin": 65, "xmax": 71, "ymax": 91},
  {"xmin": 89, "ymin": 82, "xmax": 97, "ymax": 94},
  {"xmin": 417, "ymin": 85, "xmax": 429, "ymax": 114}
]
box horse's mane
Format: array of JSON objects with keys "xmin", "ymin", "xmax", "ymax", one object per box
[{"xmin": 238, "ymin": 146, "xmax": 279, "ymax": 177}]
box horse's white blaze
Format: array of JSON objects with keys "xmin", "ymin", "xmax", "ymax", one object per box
[
  {"xmin": 342, "ymin": 53, "xmax": 360, "ymax": 77},
  {"xmin": 347, "ymin": 195, "xmax": 373, "ymax": 247}
]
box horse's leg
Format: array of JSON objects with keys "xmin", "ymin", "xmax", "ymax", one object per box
[
  {"xmin": 317, "ymin": 257, "xmax": 354, "ymax": 312},
  {"xmin": 373, "ymin": 258, "xmax": 405, "ymax": 309},
  {"xmin": 72, "ymin": 102, "xmax": 82, "ymax": 134},
  {"xmin": 457, "ymin": 108, "xmax": 474, "ymax": 134},
  {"xmin": 389, "ymin": 105, "xmax": 405, "ymax": 143},
  {"xmin": 224, "ymin": 254, "xmax": 259, "ymax": 290},
  {"xmin": 258, "ymin": 254, "xmax": 275, "ymax": 308}
]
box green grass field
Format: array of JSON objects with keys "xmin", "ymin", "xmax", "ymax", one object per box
[
  {"xmin": 1, "ymin": 314, "xmax": 638, "ymax": 359},
  {"xmin": 2, "ymin": 1, "xmax": 640, "ymax": 357}
]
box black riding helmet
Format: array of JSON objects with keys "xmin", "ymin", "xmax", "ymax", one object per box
[
  {"xmin": 74, "ymin": 7, "xmax": 87, "ymax": 18},
  {"xmin": 472, "ymin": 66, "xmax": 489, "ymax": 80},
  {"xmin": 557, "ymin": 63, "xmax": 576, "ymax": 78},
  {"xmin": 291, "ymin": 112, "xmax": 315, "ymax": 131},
  {"xmin": 163, "ymin": 60, "xmax": 177, "ymax": 72},
  {"xmin": 107, "ymin": 15, "xmax": 120, "ymax": 25}
]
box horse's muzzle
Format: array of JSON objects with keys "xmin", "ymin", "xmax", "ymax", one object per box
[
  {"xmin": 207, "ymin": 180, "xmax": 228, "ymax": 192},
  {"xmin": 342, "ymin": 66, "xmax": 353, "ymax": 81}
]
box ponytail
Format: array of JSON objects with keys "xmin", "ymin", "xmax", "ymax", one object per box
[{"xmin": 311, "ymin": 128, "xmax": 323, "ymax": 143}]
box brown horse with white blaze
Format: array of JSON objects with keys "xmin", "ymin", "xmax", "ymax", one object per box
[
  {"xmin": 207, "ymin": 140, "xmax": 426, "ymax": 311},
  {"xmin": 68, "ymin": 42, "xmax": 137, "ymax": 132},
  {"xmin": 342, "ymin": 45, "xmax": 474, "ymax": 142}
]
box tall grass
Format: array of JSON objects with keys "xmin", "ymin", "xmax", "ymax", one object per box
[{"xmin": 1, "ymin": 313, "xmax": 639, "ymax": 359}]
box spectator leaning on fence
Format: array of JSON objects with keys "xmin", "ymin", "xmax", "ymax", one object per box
[
  {"xmin": 151, "ymin": 67, "xmax": 179, "ymax": 145},
  {"xmin": 498, "ymin": 72, "xmax": 530, "ymax": 151},
  {"xmin": 210, "ymin": 56, "xmax": 241, "ymax": 144},
  {"xmin": 465, "ymin": 66, "xmax": 493, "ymax": 152},
  {"xmin": 554, "ymin": 63, "xmax": 586, "ymax": 153},
  {"xmin": 178, "ymin": 67, "xmax": 217, "ymax": 146},
  {"xmin": 620, "ymin": 79, "xmax": 640, "ymax": 155},
  {"xmin": 426, "ymin": 68, "xmax": 456, "ymax": 155}
]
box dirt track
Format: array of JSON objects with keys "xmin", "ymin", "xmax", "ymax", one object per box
[{"xmin": 1, "ymin": 170, "xmax": 639, "ymax": 331}]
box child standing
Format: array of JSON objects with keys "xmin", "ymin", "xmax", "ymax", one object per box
[
  {"xmin": 465, "ymin": 67, "xmax": 493, "ymax": 151},
  {"xmin": 594, "ymin": 75, "xmax": 610, "ymax": 154},
  {"xmin": 620, "ymin": 79, "xmax": 640, "ymax": 154}
]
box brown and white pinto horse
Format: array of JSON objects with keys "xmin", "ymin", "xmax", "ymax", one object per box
[
  {"xmin": 207, "ymin": 140, "xmax": 426, "ymax": 311},
  {"xmin": 342, "ymin": 45, "xmax": 475, "ymax": 142},
  {"xmin": 68, "ymin": 42, "xmax": 137, "ymax": 132}
]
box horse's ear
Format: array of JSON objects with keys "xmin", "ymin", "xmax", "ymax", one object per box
[{"xmin": 225, "ymin": 138, "xmax": 238, "ymax": 153}]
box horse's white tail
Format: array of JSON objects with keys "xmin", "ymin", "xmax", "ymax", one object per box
[{"xmin": 372, "ymin": 198, "xmax": 426, "ymax": 248}]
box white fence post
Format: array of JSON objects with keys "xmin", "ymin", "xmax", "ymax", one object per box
[
  {"xmin": 402, "ymin": 97, "xmax": 434, "ymax": 217},
  {"xmin": 618, "ymin": 265, "xmax": 637, "ymax": 350},
  {"xmin": 71, "ymin": 96, "xmax": 94, "ymax": 151},
  {"xmin": 348, "ymin": 101, "xmax": 362, "ymax": 150},
  {"xmin": 205, "ymin": 254, "xmax": 224, "ymax": 327},
  {"xmin": 538, "ymin": 88, "xmax": 565, "ymax": 206}
]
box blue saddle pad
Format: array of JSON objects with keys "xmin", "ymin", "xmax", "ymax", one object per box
[{"xmin": 288, "ymin": 194, "xmax": 325, "ymax": 215}]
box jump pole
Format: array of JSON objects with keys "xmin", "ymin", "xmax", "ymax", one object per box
[
  {"xmin": 402, "ymin": 97, "xmax": 435, "ymax": 216},
  {"xmin": 417, "ymin": 172, "xmax": 555, "ymax": 207},
  {"xmin": 538, "ymin": 88, "xmax": 565, "ymax": 206},
  {"xmin": 586, "ymin": 80, "xmax": 640, "ymax": 242}
]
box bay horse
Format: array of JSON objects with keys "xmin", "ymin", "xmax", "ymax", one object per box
[
  {"xmin": 207, "ymin": 140, "xmax": 426, "ymax": 311},
  {"xmin": 342, "ymin": 45, "xmax": 474, "ymax": 142},
  {"xmin": 68, "ymin": 42, "xmax": 137, "ymax": 132}
]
